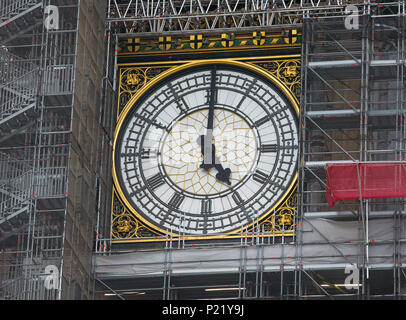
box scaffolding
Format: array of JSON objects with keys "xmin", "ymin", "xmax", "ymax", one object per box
[
  {"xmin": 1, "ymin": 0, "xmax": 404, "ymax": 302},
  {"xmin": 93, "ymin": 0, "xmax": 406, "ymax": 300},
  {"xmin": 107, "ymin": 0, "xmax": 354, "ymax": 36},
  {"xmin": 298, "ymin": 0, "xmax": 406, "ymax": 298},
  {"xmin": 1, "ymin": 0, "xmax": 114, "ymax": 300},
  {"xmin": 0, "ymin": 0, "xmax": 79, "ymax": 299}
]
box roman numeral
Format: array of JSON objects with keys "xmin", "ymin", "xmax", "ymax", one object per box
[
  {"xmin": 168, "ymin": 83, "xmax": 188, "ymax": 113},
  {"xmin": 146, "ymin": 173, "xmax": 165, "ymax": 190},
  {"xmin": 201, "ymin": 199, "xmax": 212, "ymax": 214},
  {"xmin": 141, "ymin": 151, "xmax": 150, "ymax": 159},
  {"xmin": 140, "ymin": 148, "xmax": 157, "ymax": 159},
  {"xmin": 168, "ymin": 192, "xmax": 185, "ymax": 210},
  {"xmin": 121, "ymin": 148, "xmax": 157, "ymax": 159},
  {"xmin": 232, "ymin": 191, "xmax": 244, "ymax": 205},
  {"xmin": 260, "ymin": 144, "xmax": 278, "ymax": 153},
  {"xmin": 121, "ymin": 153, "xmax": 135, "ymax": 157},
  {"xmin": 254, "ymin": 116, "xmax": 269, "ymax": 127},
  {"xmin": 252, "ymin": 170, "xmax": 269, "ymax": 184},
  {"xmin": 234, "ymin": 79, "xmax": 258, "ymax": 111},
  {"xmin": 129, "ymin": 187, "xmax": 143, "ymax": 197},
  {"xmin": 135, "ymin": 114, "xmax": 167, "ymax": 131}
]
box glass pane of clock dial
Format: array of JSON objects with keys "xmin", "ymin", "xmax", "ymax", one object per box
[{"xmin": 115, "ymin": 64, "xmax": 298, "ymax": 235}]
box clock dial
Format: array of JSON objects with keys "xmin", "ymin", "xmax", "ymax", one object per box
[
  {"xmin": 114, "ymin": 62, "xmax": 298, "ymax": 236},
  {"xmin": 161, "ymin": 108, "xmax": 257, "ymax": 195}
]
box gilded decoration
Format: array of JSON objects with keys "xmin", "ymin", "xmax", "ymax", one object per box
[
  {"xmin": 112, "ymin": 188, "xmax": 158, "ymax": 239},
  {"xmin": 118, "ymin": 31, "xmax": 301, "ymax": 56},
  {"xmin": 118, "ymin": 66, "xmax": 176, "ymax": 118},
  {"xmin": 259, "ymin": 186, "xmax": 297, "ymax": 234},
  {"xmin": 112, "ymin": 57, "xmax": 299, "ymax": 242},
  {"xmin": 253, "ymin": 59, "xmax": 301, "ymax": 100}
]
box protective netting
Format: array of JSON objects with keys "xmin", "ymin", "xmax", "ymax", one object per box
[{"xmin": 326, "ymin": 162, "xmax": 406, "ymax": 207}]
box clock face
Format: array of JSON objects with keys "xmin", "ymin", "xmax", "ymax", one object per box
[{"xmin": 113, "ymin": 62, "xmax": 298, "ymax": 236}]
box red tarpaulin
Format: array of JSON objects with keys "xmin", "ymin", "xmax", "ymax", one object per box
[{"xmin": 325, "ymin": 162, "xmax": 406, "ymax": 207}]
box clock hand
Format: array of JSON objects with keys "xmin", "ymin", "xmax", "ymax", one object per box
[
  {"xmin": 214, "ymin": 162, "xmax": 231, "ymax": 186},
  {"xmin": 202, "ymin": 67, "xmax": 217, "ymax": 167},
  {"xmin": 198, "ymin": 67, "xmax": 231, "ymax": 185},
  {"xmin": 207, "ymin": 67, "xmax": 216, "ymax": 131},
  {"xmin": 198, "ymin": 135, "xmax": 231, "ymax": 185},
  {"xmin": 199, "ymin": 135, "xmax": 214, "ymax": 171}
]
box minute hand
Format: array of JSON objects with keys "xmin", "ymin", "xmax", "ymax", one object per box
[
  {"xmin": 207, "ymin": 67, "xmax": 216, "ymax": 131},
  {"xmin": 202, "ymin": 68, "xmax": 216, "ymax": 166}
]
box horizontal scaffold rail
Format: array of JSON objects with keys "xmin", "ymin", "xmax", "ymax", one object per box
[{"xmin": 107, "ymin": 0, "xmax": 382, "ymax": 36}]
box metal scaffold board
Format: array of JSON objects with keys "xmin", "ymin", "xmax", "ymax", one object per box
[{"xmin": 107, "ymin": 0, "xmax": 370, "ymax": 36}]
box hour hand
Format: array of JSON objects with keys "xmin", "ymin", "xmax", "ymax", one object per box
[
  {"xmin": 197, "ymin": 135, "xmax": 231, "ymax": 185},
  {"xmin": 214, "ymin": 165, "xmax": 231, "ymax": 185},
  {"xmin": 198, "ymin": 135, "xmax": 214, "ymax": 170}
]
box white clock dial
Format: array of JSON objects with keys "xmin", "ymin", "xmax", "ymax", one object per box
[{"xmin": 114, "ymin": 63, "xmax": 298, "ymax": 236}]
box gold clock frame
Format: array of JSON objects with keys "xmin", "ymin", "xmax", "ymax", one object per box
[{"xmin": 112, "ymin": 56, "xmax": 300, "ymax": 243}]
